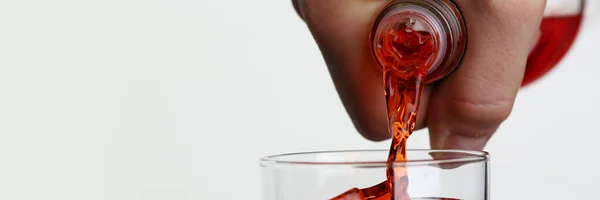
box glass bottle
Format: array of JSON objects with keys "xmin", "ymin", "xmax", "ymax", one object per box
[{"xmin": 524, "ymin": 0, "xmax": 584, "ymax": 86}]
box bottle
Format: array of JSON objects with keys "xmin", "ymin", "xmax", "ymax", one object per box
[
  {"xmin": 524, "ymin": 0, "xmax": 584, "ymax": 86},
  {"xmin": 370, "ymin": 0, "xmax": 585, "ymax": 86}
]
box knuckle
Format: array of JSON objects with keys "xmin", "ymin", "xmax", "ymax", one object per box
[
  {"xmin": 449, "ymin": 97, "xmax": 514, "ymax": 128},
  {"xmin": 488, "ymin": 0, "xmax": 547, "ymax": 26},
  {"xmin": 480, "ymin": 0, "xmax": 546, "ymax": 16},
  {"xmin": 462, "ymin": 0, "xmax": 546, "ymax": 48}
]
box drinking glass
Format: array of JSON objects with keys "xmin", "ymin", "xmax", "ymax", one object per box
[{"xmin": 260, "ymin": 149, "xmax": 489, "ymax": 200}]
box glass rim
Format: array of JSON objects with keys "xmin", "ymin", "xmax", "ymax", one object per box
[{"xmin": 259, "ymin": 149, "xmax": 489, "ymax": 168}]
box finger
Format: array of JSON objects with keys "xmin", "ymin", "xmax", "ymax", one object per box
[
  {"xmin": 428, "ymin": 151, "xmax": 487, "ymax": 170},
  {"xmin": 296, "ymin": 0, "xmax": 433, "ymax": 141},
  {"xmin": 428, "ymin": 0, "xmax": 547, "ymax": 150},
  {"xmin": 292, "ymin": 0, "xmax": 303, "ymax": 20},
  {"xmin": 299, "ymin": 0, "xmax": 389, "ymax": 141}
]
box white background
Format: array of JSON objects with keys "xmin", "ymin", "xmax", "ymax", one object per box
[{"xmin": 0, "ymin": 0, "xmax": 599, "ymax": 199}]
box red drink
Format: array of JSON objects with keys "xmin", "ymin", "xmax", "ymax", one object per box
[
  {"xmin": 523, "ymin": 14, "xmax": 584, "ymax": 86},
  {"xmin": 523, "ymin": 0, "xmax": 585, "ymax": 86}
]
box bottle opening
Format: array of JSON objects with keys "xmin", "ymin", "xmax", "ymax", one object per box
[
  {"xmin": 371, "ymin": 0, "xmax": 467, "ymax": 83},
  {"xmin": 372, "ymin": 5, "xmax": 447, "ymax": 76}
]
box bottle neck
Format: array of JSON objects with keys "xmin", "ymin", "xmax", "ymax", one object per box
[{"xmin": 370, "ymin": 0, "xmax": 467, "ymax": 83}]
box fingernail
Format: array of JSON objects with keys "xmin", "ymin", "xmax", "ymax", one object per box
[
  {"xmin": 428, "ymin": 151, "xmax": 464, "ymax": 170},
  {"xmin": 442, "ymin": 133, "xmax": 489, "ymax": 151},
  {"xmin": 428, "ymin": 134, "xmax": 489, "ymax": 169}
]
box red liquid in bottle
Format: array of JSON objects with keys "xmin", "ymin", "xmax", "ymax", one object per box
[{"xmin": 522, "ymin": 14, "xmax": 583, "ymax": 86}]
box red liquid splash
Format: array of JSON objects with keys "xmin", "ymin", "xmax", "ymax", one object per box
[{"xmin": 332, "ymin": 19, "xmax": 440, "ymax": 200}]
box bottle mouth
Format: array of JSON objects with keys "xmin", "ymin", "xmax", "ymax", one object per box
[
  {"xmin": 370, "ymin": 0, "xmax": 467, "ymax": 83},
  {"xmin": 372, "ymin": 4, "xmax": 447, "ymax": 75}
]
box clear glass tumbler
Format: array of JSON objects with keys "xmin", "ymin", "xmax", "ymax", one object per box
[{"xmin": 260, "ymin": 149, "xmax": 489, "ymax": 200}]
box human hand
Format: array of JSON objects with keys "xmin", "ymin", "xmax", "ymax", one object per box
[{"xmin": 292, "ymin": 0, "xmax": 547, "ymax": 150}]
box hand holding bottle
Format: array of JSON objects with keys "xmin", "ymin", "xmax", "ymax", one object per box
[{"xmin": 293, "ymin": 0, "xmax": 548, "ymax": 150}]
